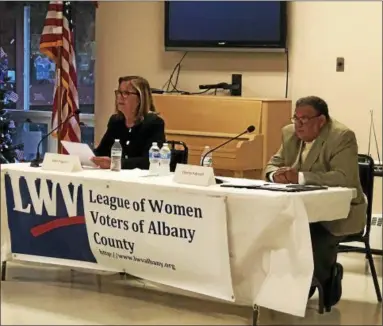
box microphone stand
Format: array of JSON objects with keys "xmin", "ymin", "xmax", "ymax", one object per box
[
  {"xmin": 30, "ymin": 111, "xmax": 79, "ymax": 167},
  {"xmin": 200, "ymin": 130, "xmax": 250, "ymax": 167}
]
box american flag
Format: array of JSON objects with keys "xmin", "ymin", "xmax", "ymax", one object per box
[{"xmin": 39, "ymin": 1, "xmax": 81, "ymax": 149}]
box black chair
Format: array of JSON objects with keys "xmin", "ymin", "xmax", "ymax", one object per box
[
  {"xmin": 311, "ymin": 154, "xmax": 382, "ymax": 313},
  {"xmin": 167, "ymin": 140, "xmax": 188, "ymax": 172},
  {"xmin": 338, "ymin": 154, "xmax": 382, "ymax": 302}
]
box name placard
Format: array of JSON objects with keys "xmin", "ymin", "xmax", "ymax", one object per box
[
  {"xmin": 173, "ymin": 164, "xmax": 216, "ymax": 187},
  {"xmin": 42, "ymin": 153, "xmax": 83, "ymax": 173}
]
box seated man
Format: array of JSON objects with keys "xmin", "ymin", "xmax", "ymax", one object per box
[{"xmin": 264, "ymin": 96, "xmax": 367, "ymax": 307}]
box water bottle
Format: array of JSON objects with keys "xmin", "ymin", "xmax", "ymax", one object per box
[
  {"xmin": 149, "ymin": 142, "xmax": 161, "ymax": 174},
  {"xmin": 159, "ymin": 143, "xmax": 171, "ymax": 175},
  {"xmin": 200, "ymin": 146, "xmax": 213, "ymax": 167},
  {"xmin": 110, "ymin": 139, "xmax": 122, "ymax": 172}
]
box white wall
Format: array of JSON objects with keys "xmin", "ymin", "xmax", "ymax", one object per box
[
  {"xmin": 95, "ymin": 1, "xmax": 382, "ymax": 213},
  {"xmin": 289, "ymin": 1, "xmax": 382, "ymax": 157}
]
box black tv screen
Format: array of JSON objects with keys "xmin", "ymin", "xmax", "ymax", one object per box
[{"xmin": 165, "ymin": 1, "xmax": 287, "ymax": 52}]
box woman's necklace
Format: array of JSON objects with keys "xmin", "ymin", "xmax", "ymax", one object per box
[
  {"xmin": 125, "ymin": 116, "xmax": 135, "ymax": 133},
  {"xmin": 125, "ymin": 123, "xmax": 134, "ymax": 133}
]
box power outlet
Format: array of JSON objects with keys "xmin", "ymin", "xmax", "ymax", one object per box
[{"xmin": 336, "ymin": 57, "xmax": 345, "ymax": 72}]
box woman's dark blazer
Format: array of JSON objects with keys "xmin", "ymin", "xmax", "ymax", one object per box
[{"xmin": 94, "ymin": 113, "xmax": 166, "ymax": 169}]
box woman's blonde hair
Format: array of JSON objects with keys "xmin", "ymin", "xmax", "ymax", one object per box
[{"xmin": 115, "ymin": 76, "xmax": 156, "ymax": 123}]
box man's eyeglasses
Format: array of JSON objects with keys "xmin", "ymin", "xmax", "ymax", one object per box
[
  {"xmin": 291, "ymin": 114, "xmax": 320, "ymax": 125},
  {"xmin": 114, "ymin": 90, "xmax": 138, "ymax": 99}
]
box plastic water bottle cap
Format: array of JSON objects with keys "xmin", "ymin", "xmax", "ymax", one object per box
[{"xmin": 115, "ymin": 139, "xmax": 120, "ymax": 142}]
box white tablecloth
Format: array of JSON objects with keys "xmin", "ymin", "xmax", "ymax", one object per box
[{"xmin": 0, "ymin": 164, "xmax": 354, "ymax": 317}]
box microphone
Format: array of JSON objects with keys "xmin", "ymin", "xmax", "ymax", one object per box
[
  {"xmin": 200, "ymin": 125, "xmax": 256, "ymax": 168},
  {"xmin": 199, "ymin": 82, "xmax": 239, "ymax": 90},
  {"xmin": 30, "ymin": 109, "xmax": 81, "ymax": 167}
]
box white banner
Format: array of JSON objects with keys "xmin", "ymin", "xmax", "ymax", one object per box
[
  {"xmin": 2, "ymin": 167, "xmax": 354, "ymax": 317},
  {"xmin": 82, "ymin": 179, "xmax": 235, "ymax": 301}
]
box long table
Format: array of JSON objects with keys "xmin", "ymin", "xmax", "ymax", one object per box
[{"xmin": 0, "ymin": 163, "xmax": 354, "ymax": 319}]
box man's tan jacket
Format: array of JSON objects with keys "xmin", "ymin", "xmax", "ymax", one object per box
[{"xmin": 264, "ymin": 119, "xmax": 367, "ymax": 236}]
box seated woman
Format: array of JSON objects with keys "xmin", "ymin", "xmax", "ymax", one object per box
[{"xmin": 91, "ymin": 76, "xmax": 166, "ymax": 169}]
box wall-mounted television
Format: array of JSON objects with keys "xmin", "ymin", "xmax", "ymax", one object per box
[{"xmin": 164, "ymin": 1, "xmax": 287, "ymax": 53}]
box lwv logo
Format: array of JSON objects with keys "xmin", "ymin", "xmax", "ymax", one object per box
[
  {"xmin": 7, "ymin": 174, "xmax": 85, "ymax": 236},
  {"xmin": 10, "ymin": 174, "xmax": 79, "ymax": 216}
]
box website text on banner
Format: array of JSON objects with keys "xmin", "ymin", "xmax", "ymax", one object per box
[{"xmin": 4, "ymin": 171, "xmax": 234, "ymax": 301}]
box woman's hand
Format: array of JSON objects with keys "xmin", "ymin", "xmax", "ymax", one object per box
[{"xmin": 91, "ymin": 156, "xmax": 111, "ymax": 169}]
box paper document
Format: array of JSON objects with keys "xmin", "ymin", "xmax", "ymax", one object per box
[
  {"xmin": 220, "ymin": 178, "xmax": 264, "ymax": 186},
  {"xmin": 61, "ymin": 141, "xmax": 97, "ymax": 168}
]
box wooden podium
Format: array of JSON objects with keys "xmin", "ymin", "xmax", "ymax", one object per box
[{"xmin": 153, "ymin": 94, "xmax": 292, "ymax": 179}]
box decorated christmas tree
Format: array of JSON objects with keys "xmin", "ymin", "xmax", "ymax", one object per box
[{"xmin": 0, "ymin": 47, "xmax": 23, "ymax": 163}]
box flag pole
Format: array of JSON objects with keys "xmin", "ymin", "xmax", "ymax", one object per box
[{"xmin": 56, "ymin": 41, "xmax": 63, "ymax": 153}]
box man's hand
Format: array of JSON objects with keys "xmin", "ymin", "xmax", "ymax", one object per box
[
  {"xmin": 284, "ymin": 168, "xmax": 299, "ymax": 184},
  {"xmin": 91, "ymin": 156, "xmax": 111, "ymax": 169},
  {"xmin": 273, "ymin": 167, "xmax": 290, "ymax": 183},
  {"xmin": 273, "ymin": 167, "xmax": 299, "ymax": 184}
]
